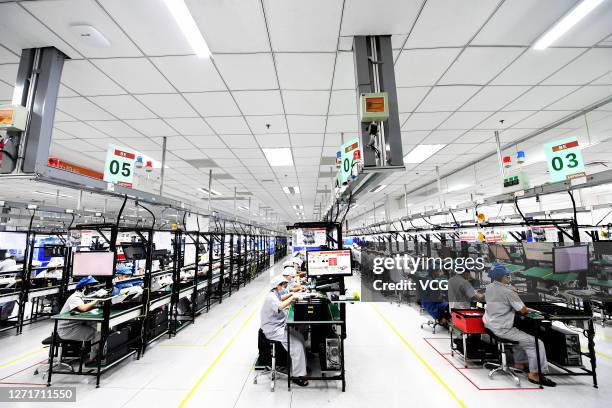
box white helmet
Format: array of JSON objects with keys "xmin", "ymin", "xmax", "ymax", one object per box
[
  {"xmin": 271, "ymin": 275, "xmax": 287, "ymax": 289},
  {"xmin": 282, "ymin": 267, "xmax": 296, "ymax": 277}
]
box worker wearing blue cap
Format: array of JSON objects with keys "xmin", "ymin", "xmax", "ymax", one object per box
[
  {"xmin": 57, "ymin": 276, "xmax": 102, "ymax": 362},
  {"xmin": 483, "ymin": 264, "xmax": 555, "ymax": 387}
]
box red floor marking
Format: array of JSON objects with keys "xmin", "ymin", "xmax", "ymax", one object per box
[
  {"xmin": 0, "ymin": 382, "xmax": 46, "ymax": 386},
  {"xmin": 0, "ymin": 359, "xmax": 47, "ymax": 381},
  {"xmin": 423, "ymin": 338, "xmax": 541, "ymax": 391}
]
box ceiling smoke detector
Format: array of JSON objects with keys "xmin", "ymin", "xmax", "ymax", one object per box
[{"xmin": 69, "ymin": 25, "xmax": 111, "ymax": 48}]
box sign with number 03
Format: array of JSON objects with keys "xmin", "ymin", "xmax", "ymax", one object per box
[
  {"xmin": 544, "ymin": 137, "xmax": 586, "ymax": 183},
  {"xmin": 103, "ymin": 144, "xmax": 135, "ymax": 188}
]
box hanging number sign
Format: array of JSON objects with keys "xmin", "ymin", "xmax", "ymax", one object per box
[
  {"xmin": 544, "ymin": 137, "xmax": 586, "ymax": 183},
  {"xmin": 103, "ymin": 144, "xmax": 135, "ymax": 188}
]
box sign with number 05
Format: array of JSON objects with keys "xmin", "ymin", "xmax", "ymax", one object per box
[
  {"xmin": 103, "ymin": 145, "xmax": 135, "ymax": 188},
  {"xmin": 544, "ymin": 137, "xmax": 586, "ymax": 183}
]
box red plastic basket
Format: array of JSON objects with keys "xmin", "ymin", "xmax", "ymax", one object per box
[{"xmin": 451, "ymin": 309, "xmax": 485, "ymax": 334}]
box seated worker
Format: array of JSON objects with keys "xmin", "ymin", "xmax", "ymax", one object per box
[
  {"xmin": 448, "ymin": 267, "xmax": 484, "ymax": 310},
  {"xmin": 420, "ymin": 268, "xmax": 451, "ymax": 327},
  {"xmin": 483, "ymin": 264, "xmax": 555, "ymax": 387},
  {"xmin": 260, "ymin": 275, "xmax": 308, "ymax": 387},
  {"xmin": 0, "ymin": 255, "xmax": 18, "ymax": 272},
  {"xmin": 57, "ymin": 276, "xmax": 101, "ymax": 362},
  {"xmin": 283, "ymin": 267, "xmax": 302, "ymax": 293}
]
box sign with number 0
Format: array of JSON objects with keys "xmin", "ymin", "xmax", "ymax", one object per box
[
  {"xmin": 544, "ymin": 137, "xmax": 586, "ymax": 183},
  {"xmin": 337, "ymin": 137, "xmax": 361, "ymax": 186},
  {"xmin": 103, "ymin": 144, "xmax": 135, "ymax": 188}
]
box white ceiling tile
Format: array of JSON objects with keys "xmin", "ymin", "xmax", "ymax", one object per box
[
  {"xmin": 554, "ymin": 0, "xmax": 612, "ymax": 47},
  {"xmin": 58, "ymin": 85, "xmax": 78, "ymax": 97},
  {"xmin": 282, "ymin": 91, "xmax": 329, "ymax": 115},
  {"xmin": 53, "ymin": 138, "xmax": 102, "ymax": 152},
  {"xmin": 492, "ymin": 48, "xmax": 585, "ymax": 85},
  {"xmin": 82, "ymin": 137, "xmax": 117, "ymax": 150},
  {"xmin": 54, "ymin": 121, "xmax": 109, "ymax": 139},
  {"xmin": 120, "ymin": 137, "xmax": 161, "ymax": 151},
  {"xmin": 593, "ymin": 71, "xmax": 612, "ymax": 85},
  {"xmin": 472, "ymin": 0, "xmax": 578, "ymax": 46},
  {"xmin": 233, "ymin": 91, "xmax": 283, "ymax": 115},
  {"xmin": 60, "ymin": 60, "xmax": 125, "ymax": 96},
  {"xmin": 0, "ymin": 81, "xmax": 12, "ymax": 100},
  {"xmin": 0, "ymin": 43, "xmax": 19, "ymax": 64},
  {"xmin": 57, "ymin": 97, "xmax": 115, "ymax": 120},
  {"xmin": 324, "ymin": 133, "xmax": 343, "ymax": 147},
  {"xmin": 326, "ymin": 115, "xmax": 358, "ymax": 133},
  {"xmin": 264, "ymin": 0, "xmax": 342, "ymax": 52},
  {"xmin": 543, "ymin": 48, "xmax": 612, "ymax": 85},
  {"xmin": 401, "ymin": 112, "xmax": 450, "ymax": 131},
  {"xmin": 397, "ymin": 87, "xmax": 430, "ymax": 113},
  {"xmin": 439, "ymin": 143, "xmax": 478, "ymax": 155},
  {"xmin": 135, "ymin": 94, "xmax": 198, "ymax": 118},
  {"xmin": 169, "ymin": 149, "xmax": 207, "ymax": 160},
  {"xmin": 221, "ymin": 134, "xmax": 258, "ymax": 148},
  {"xmin": 475, "ymin": 110, "xmax": 536, "ymax": 130},
  {"xmin": 246, "ymin": 115, "xmax": 287, "ymax": 134},
  {"xmin": 512, "ymin": 110, "xmax": 569, "ymax": 129},
  {"xmin": 404, "ymin": 0, "xmax": 500, "ymax": 48},
  {"xmin": 0, "ymin": 63, "xmax": 17, "ymax": 85},
  {"xmin": 455, "ymin": 131, "xmax": 493, "ymax": 144},
  {"xmin": 186, "ymin": 136, "xmax": 226, "ymax": 149},
  {"xmin": 401, "ymin": 131, "xmax": 429, "ymax": 145},
  {"xmin": 276, "ymin": 53, "xmax": 335, "ymax": 90},
  {"xmin": 233, "ymin": 148, "xmax": 264, "ymax": 159},
  {"xmin": 184, "ymin": 92, "xmax": 240, "ymax": 117},
  {"xmin": 93, "ymin": 58, "xmax": 174, "ymax": 93},
  {"xmin": 395, "ymin": 48, "xmax": 462, "ymax": 87},
  {"xmin": 214, "ymin": 54, "xmax": 277, "ymax": 90},
  {"xmin": 188, "ymin": 0, "xmax": 270, "ymax": 53},
  {"xmin": 439, "ymin": 47, "xmax": 524, "ymax": 85},
  {"xmin": 416, "ymin": 86, "xmax": 481, "ymax": 112},
  {"xmin": 286, "ymin": 115, "xmax": 326, "ymax": 133},
  {"xmin": 86, "ymin": 120, "xmax": 146, "ymax": 138},
  {"xmin": 255, "ymin": 134, "xmax": 290, "ymax": 148},
  {"xmin": 152, "ymin": 136, "xmax": 194, "ymax": 150},
  {"xmin": 438, "ymin": 111, "xmax": 491, "ymax": 130},
  {"xmin": 341, "ymin": 0, "xmax": 423, "ymax": 36},
  {"xmin": 88, "ymin": 95, "xmax": 156, "ymax": 119},
  {"xmin": 291, "ymin": 134, "xmax": 324, "ymax": 147},
  {"xmin": 207, "ymin": 117, "xmax": 251, "ymax": 134},
  {"xmin": 150, "ymin": 55, "xmax": 226, "ymax": 92},
  {"xmin": 293, "ymin": 147, "xmax": 321, "ymax": 158},
  {"xmin": 329, "ymin": 90, "xmax": 357, "ymax": 115},
  {"xmin": 22, "ymin": 0, "xmax": 141, "ymax": 58},
  {"xmin": 54, "ymin": 110, "xmax": 78, "ymax": 122},
  {"xmin": 332, "ymin": 52, "xmax": 355, "ymax": 90},
  {"xmin": 504, "ymin": 86, "xmax": 579, "ymax": 110},
  {"xmin": 422, "ymin": 130, "xmax": 462, "ymax": 144},
  {"xmin": 124, "ymin": 119, "xmax": 178, "ymax": 136},
  {"xmin": 546, "ymin": 85, "xmax": 612, "ymax": 111},
  {"xmin": 461, "ymin": 86, "xmax": 531, "ymax": 111},
  {"xmin": 164, "ymin": 118, "xmax": 214, "ymax": 135}
]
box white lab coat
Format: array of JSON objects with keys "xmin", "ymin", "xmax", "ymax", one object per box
[{"xmin": 260, "ymin": 291, "xmax": 307, "ymax": 376}]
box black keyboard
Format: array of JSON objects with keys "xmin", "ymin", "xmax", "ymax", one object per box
[{"xmin": 525, "ymin": 302, "xmax": 585, "ymax": 317}]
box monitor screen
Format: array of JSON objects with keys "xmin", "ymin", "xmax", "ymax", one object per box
[
  {"xmin": 43, "ymin": 245, "xmax": 65, "ymax": 258},
  {"xmin": 306, "ymin": 249, "xmax": 352, "ymax": 277},
  {"xmin": 593, "ymin": 241, "xmax": 612, "ymax": 257},
  {"xmin": 121, "ymin": 244, "xmax": 147, "ymax": 260},
  {"xmin": 522, "ymin": 242, "xmax": 554, "ymax": 262},
  {"xmin": 153, "ymin": 231, "xmax": 173, "ymax": 251},
  {"xmin": 184, "ymin": 244, "xmax": 196, "ymax": 265},
  {"xmin": 553, "ymin": 245, "xmax": 588, "ymax": 274},
  {"xmin": 489, "ymin": 244, "xmax": 510, "ymax": 261},
  {"xmin": 72, "ymin": 251, "xmax": 114, "ymax": 277}
]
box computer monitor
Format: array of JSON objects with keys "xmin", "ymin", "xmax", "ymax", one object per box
[
  {"xmin": 43, "ymin": 245, "xmax": 65, "ymax": 258},
  {"xmin": 184, "ymin": 244, "xmax": 196, "ymax": 265},
  {"xmin": 522, "ymin": 242, "xmax": 554, "ymax": 263},
  {"xmin": 593, "ymin": 241, "xmax": 612, "ymax": 257},
  {"xmin": 121, "ymin": 243, "xmax": 147, "ymax": 260},
  {"xmin": 153, "ymin": 249, "xmax": 170, "ymax": 260},
  {"xmin": 489, "ymin": 244, "xmax": 510, "ymax": 262},
  {"xmin": 72, "ymin": 251, "xmax": 114, "ymax": 277},
  {"xmin": 553, "ymin": 245, "xmax": 588, "ymax": 274},
  {"xmin": 153, "ymin": 231, "xmax": 173, "ymax": 251},
  {"xmin": 306, "ymin": 249, "xmax": 352, "ymax": 278}
]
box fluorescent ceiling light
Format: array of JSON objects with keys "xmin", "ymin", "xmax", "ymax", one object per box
[
  {"xmin": 369, "ymin": 185, "xmax": 387, "ymax": 193},
  {"xmin": 283, "ymin": 186, "xmax": 300, "ymax": 194},
  {"xmin": 263, "ymin": 148, "xmax": 294, "ymax": 167},
  {"xmin": 238, "ymin": 205, "xmax": 249, "ymax": 211},
  {"xmin": 163, "ymin": 0, "xmax": 211, "ymax": 58},
  {"xmin": 533, "ymin": 0, "xmax": 604, "ymax": 50},
  {"xmin": 33, "ymin": 191, "xmax": 72, "ymax": 198},
  {"xmin": 198, "ymin": 187, "xmax": 222, "ymax": 196},
  {"xmin": 403, "ymin": 144, "xmax": 446, "ymax": 164},
  {"xmin": 447, "ymin": 183, "xmax": 473, "ymax": 193}
]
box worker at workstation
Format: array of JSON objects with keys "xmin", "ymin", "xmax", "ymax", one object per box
[
  {"xmin": 420, "ymin": 268, "xmax": 451, "ymax": 328},
  {"xmin": 260, "ymin": 275, "xmax": 308, "ymax": 387},
  {"xmin": 283, "ymin": 266, "xmax": 303, "ymax": 293},
  {"xmin": 0, "ymin": 254, "xmax": 18, "ymax": 272},
  {"xmin": 448, "ymin": 267, "xmax": 484, "ymax": 310},
  {"xmin": 483, "ymin": 264, "xmax": 556, "ymax": 387},
  {"xmin": 57, "ymin": 276, "xmax": 102, "ymax": 362}
]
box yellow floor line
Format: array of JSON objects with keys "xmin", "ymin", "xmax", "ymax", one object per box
[
  {"xmin": 0, "ymin": 347, "xmax": 46, "ymax": 369},
  {"xmin": 581, "ymin": 348, "xmax": 612, "ymax": 360},
  {"xmin": 178, "ymin": 307, "xmax": 258, "ymax": 408},
  {"xmin": 372, "ymin": 304, "xmax": 467, "ymax": 408}
]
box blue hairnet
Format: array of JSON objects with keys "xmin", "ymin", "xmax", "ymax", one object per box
[
  {"xmin": 488, "ymin": 263, "xmax": 511, "ymax": 281},
  {"xmin": 76, "ymin": 276, "xmax": 98, "ymax": 290}
]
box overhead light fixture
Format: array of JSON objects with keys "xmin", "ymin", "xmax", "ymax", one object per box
[
  {"xmin": 33, "ymin": 191, "xmax": 72, "ymax": 198},
  {"xmin": 263, "ymin": 148, "xmax": 294, "ymax": 167},
  {"xmin": 198, "ymin": 187, "xmax": 222, "ymax": 196},
  {"xmin": 283, "ymin": 186, "xmax": 300, "ymax": 194},
  {"xmin": 238, "ymin": 205, "xmax": 249, "ymax": 211},
  {"xmin": 163, "ymin": 0, "xmax": 211, "ymax": 58},
  {"xmin": 533, "ymin": 0, "xmax": 604, "ymax": 50},
  {"xmin": 403, "ymin": 144, "xmax": 446, "ymax": 164},
  {"xmin": 447, "ymin": 183, "xmax": 473, "ymax": 193},
  {"xmin": 369, "ymin": 185, "xmax": 387, "ymax": 193}
]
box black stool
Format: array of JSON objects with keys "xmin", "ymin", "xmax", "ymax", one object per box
[
  {"xmin": 253, "ymin": 328, "xmax": 287, "ymax": 392},
  {"xmin": 483, "ymin": 328, "xmax": 522, "ymax": 386},
  {"xmin": 34, "ymin": 334, "xmax": 90, "ymax": 379}
]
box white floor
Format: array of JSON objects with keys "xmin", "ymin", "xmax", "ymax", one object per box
[{"xmin": 1, "ymin": 259, "xmax": 611, "ymax": 408}]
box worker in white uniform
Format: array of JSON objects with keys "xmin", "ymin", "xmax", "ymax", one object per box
[
  {"xmin": 483, "ymin": 264, "xmax": 556, "ymax": 387},
  {"xmin": 260, "ymin": 275, "xmax": 308, "ymax": 386},
  {"xmin": 57, "ymin": 276, "xmax": 102, "ymax": 362},
  {"xmin": 0, "ymin": 255, "xmax": 18, "ymax": 272},
  {"xmin": 283, "ymin": 266, "xmax": 302, "ymax": 292}
]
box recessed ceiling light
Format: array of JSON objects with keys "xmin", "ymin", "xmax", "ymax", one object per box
[
  {"xmin": 369, "ymin": 185, "xmax": 387, "ymax": 193},
  {"xmin": 263, "ymin": 148, "xmax": 294, "ymax": 167},
  {"xmin": 198, "ymin": 187, "xmax": 222, "ymax": 196},
  {"xmin": 238, "ymin": 205, "xmax": 249, "ymax": 211},
  {"xmin": 403, "ymin": 144, "xmax": 447, "ymax": 164},
  {"xmin": 163, "ymin": 0, "xmax": 211, "ymax": 58},
  {"xmin": 533, "ymin": 0, "xmax": 604, "ymax": 50}
]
